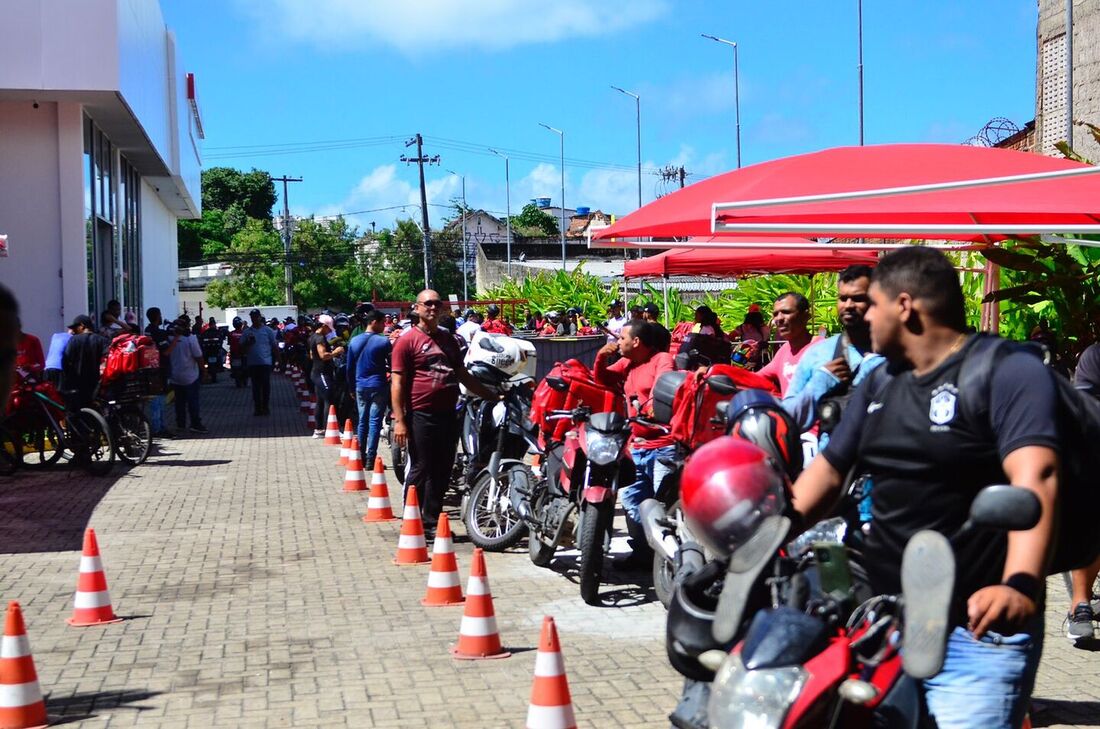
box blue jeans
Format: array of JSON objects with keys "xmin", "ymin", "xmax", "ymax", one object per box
[
  {"xmin": 356, "ymin": 387, "xmax": 388, "ymax": 467},
  {"xmin": 923, "ymin": 622, "xmax": 1043, "ymax": 729},
  {"xmin": 622, "ymin": 445, "xmax": 678, "ymax": 524}
]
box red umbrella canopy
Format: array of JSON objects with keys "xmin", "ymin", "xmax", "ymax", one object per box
[
  {"xmin": 594, "ymin": 144, "xmax": 1100, "ymax": 243},
  {"xmin": 624, "ymin": 244, "xmax": 879, "ymax": 279}
]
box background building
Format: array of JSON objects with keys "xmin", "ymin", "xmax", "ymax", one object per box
[
  {"xmin": 0, "ymin": 0, "xmax": 202, "ymax": 340},
  {"xmin": 1036, "ymin": 0, "xmax": 1099, "ymax": 159}
]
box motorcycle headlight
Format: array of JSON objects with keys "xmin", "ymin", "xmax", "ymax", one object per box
[
  {"xmin": 586, "ymin": 431, "xmax": 623, "ymax": 465},
  {"xmin": 707, "ymin": 655, "xmax": 807, "ymax": 729}
]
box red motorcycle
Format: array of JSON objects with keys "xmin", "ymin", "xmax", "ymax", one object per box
[{"xmin": 669, "ymin": 435, "xmax": 1041, "ymax": 729}]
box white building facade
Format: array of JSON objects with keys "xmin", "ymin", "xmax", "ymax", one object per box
[{"xmin": 0, "ymin": 0, "xmax": 202, "ymax": 341}]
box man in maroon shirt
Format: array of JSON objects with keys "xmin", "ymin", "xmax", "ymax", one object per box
[
  {"xmin": 391, "ymin": 289, "xmax": 495, "ymax": 532},
  {"xmin": 594, "ymin": 319, "xmax": 676, "ymax": 564}
]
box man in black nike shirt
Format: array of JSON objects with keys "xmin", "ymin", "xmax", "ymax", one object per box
[{"xmin": 790, "ymin": 247, "xmax": 1059, "ymax": 729}]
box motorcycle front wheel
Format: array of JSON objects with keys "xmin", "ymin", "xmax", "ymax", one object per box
[
  {"xmin": 464, "ymin": 464, "xmax": 529, "ymax": 551},
  {"xmin": 578, "ymin": 499, "xmax": 613, "ymax": 605},
  {"xmin": 528, "ymin": 489, "xmax": 557, "ymax": 567},
  {"xmin": 653, "ymin": 499, "xmax": 683, "ymax": 609}
]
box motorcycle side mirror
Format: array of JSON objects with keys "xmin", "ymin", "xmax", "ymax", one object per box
[
  {"xmin": 707, "ymin": 375, "xmax": 736, "ymax": 396},
  {"xmin": 545, "ymin": 376, "xmax": 569, "ymax": 392},
  {"xmin": 966, "ymin": 485, "xmax": 1041, "ymax": 532}
]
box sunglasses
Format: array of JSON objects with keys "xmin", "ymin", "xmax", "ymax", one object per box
[{"xmin": 417, "ymin": 300, "xmax": 444, "ymax": 308}]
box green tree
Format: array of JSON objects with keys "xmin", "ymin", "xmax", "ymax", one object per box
[
  {"xmin": 205, "ymin": 220, "xmax": 285, "ymax": 307},
  {"xmin": 509, "ymin": 203, "xmax": 559, "ymax": 238},
  {"xmin": 178, "ymin": 167, "xmax": 276, "ymax": 264},
  {"xmin": 367, "ymin": 219, "xmax": 465, "ymax": 302}
]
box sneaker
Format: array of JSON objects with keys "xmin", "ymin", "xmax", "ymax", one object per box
[
  {"xmin": 189, "ymin": 424, "xmax": 209, "ymax": 434},
  {"xmin": 312, "ymin": 430, "xmax": 324, "ymax": 439},
  {"xmin": 1066, "ymin": 602, "xmax": 1095, "ymax": 642}
]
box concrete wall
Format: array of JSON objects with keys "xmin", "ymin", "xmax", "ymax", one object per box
[
  {"xmin": 0, "ymin": 101, "xmax": 66, "ymax": 340},
  {"xmin": 141, "ymin": 180, "xmax": 180, "ymax": 320},
  {"xmin": 1037, "ymin": 0, "xmax": 1100, "ymax": 160}
]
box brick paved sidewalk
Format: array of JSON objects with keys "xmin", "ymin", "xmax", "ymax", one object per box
[{"xmin": 0, "ymin": 372, "xmax": 1096, "ymax": 727}]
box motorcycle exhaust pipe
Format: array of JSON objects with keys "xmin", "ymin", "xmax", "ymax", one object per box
[{"xmin": 639, "ymin": 499, "xmax": 679, "ymax": 561}]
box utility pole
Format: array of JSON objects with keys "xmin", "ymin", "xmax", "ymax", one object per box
[
  {"xmin": 857, "ymin": 0, "xmax": 864, "ymax": 146},
  {"xmin": 273, "ymin": 175, "xmax": 303, "ymax": 306},
  {"xmin": 702, "ymin": 34, "xmax": 742, "ymax": 167},
  {"xmin": 401, "ymin": 134, "xmax": 439, "ymax": 289},
  {"xmin": 539, "ymin": 123, "xmax": 566, "ymax": 269}
]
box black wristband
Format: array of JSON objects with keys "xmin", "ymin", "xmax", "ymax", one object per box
[{"xmin": 1002, "ymin": 573, "xmax": 1041, "ymax": 601}]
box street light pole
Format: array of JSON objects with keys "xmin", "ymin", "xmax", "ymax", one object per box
[
  {"xmin": 539, "ymin": 123, "xmax": 566, "ymax": 269},
  {"xmin": 857, "ymin": 0, "xmax": 864, "ymax": 146},
  {"xmin": 446, "ymin": 169, "xmax": 469, "ymax": 301},
  {"xmin": 702, "ymin": 34, "xmax": 741, "ymax": 168},
  {"xmin": 610, "ymin": 86, "xmax": 642, "ymax": 210},
  {"xmin": 488, "ymin": 149, "xmax": 513, "ymax": 277}
]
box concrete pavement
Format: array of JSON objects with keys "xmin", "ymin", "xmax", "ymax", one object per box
[{"xmin": 0, "ymin": 371, "xmax": 1095, "ymax": 727}]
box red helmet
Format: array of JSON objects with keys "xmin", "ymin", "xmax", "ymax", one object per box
[{"xmin": 680, "ymin": 437, "xmax": 788, "ymax": 557}]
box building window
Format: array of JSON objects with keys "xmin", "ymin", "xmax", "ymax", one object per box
[
  {"xmin": 1041, "ymin": 33, "xmax": 1068, "ymax": 156},
  {"xmin": 83, "ymin": 115, "xmax": 143, "ymax": 327}
]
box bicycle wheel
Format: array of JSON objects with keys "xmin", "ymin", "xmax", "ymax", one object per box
[
  {"xmin": 113, "ymin": 405, "xmax": 152, "ymax": 465},
  {"xmin": 0, "ymin": 427, "xmax": 21, "ymax": 475},
  {"xmin": 73, "ymin": 408, "xmax": 114, "ymax": 476},
  {"xmin": 19, "ymin": 418, "xmax": 64, "ymax": 468}
]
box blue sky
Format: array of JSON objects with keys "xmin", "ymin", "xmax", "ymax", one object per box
[{"xmin": 164, "ymin": 0, "xmax": 1039, "ymax": 232}]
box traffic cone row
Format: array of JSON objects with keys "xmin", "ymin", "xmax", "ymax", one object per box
[{"xmin": 321, "ymin": 409, "xmax": 575, "ymax": 727}]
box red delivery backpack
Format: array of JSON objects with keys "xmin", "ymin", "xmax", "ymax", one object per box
[
  {"xmin": 529, "ymin": 359, "xmax": 624, "ymax": 443},
  {"xmin": 101, "ymin": 335, "xmax": 159, "ymax": 385}
]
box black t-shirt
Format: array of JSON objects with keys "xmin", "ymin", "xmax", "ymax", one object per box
[
  {"xmin": 1075, "ymin": 343, "xmax": 1100, "ymax": 393},
  {"xmin": 822, "ymin": 336, "xmax": 1059, "ymax": 622},
  {"xmin": 308, "ymin": 332, "xmax": 335, "ymax": 381},
  {"xmin": 60, "ymin": 332, "xmax": 110, "ymax": 407}
]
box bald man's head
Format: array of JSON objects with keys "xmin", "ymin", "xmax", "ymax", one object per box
[{"xmin": 414, "ymin": 289, "xmax": 444, "ymax": 330}]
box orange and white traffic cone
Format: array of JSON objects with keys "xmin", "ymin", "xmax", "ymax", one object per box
[
  {"xmin": 450, "ymin": 548, "xmax": 510, "ymax": 659},
  {"xmin": 338, "ymin": 419, "xmax": 354, "ymax": 467},
  {"xmin": 363, "ymin": 457, "xmax": 398, "ymax": 522},
  {"xmin": 0, "ymin": 602, "xmax": 48, "ymax": 729},
  {"xmin": 393, "ymin": 485, "xmax": 430, "ymax": 565},
  {"xmin": 420, "ymin": 514, "xmax": 464, "ymax": 607},
  {"xmin": 530, "ymin": 453, "xmax": 543, "ymax": 480},
  {"xmin": 323, "ymin": 406, "xmax": 341, "ymax": 445},
  {"xmin": 306, "ymin": 411, "xmax": 316, "ymax": 430},
  {"xmin": 343, "ymin": 438, "xmax": 367, "ymax": 492},
  {"xmin": 300, "ymin": 392, "xmax": 312, "ymax": 414},
  {"xmin": 525, "ymin": 616, "xmax": 576, "ymax": 729},
  {"xmin": 67, "ymin": 528, "xmax": 122, "ymax": 627}
]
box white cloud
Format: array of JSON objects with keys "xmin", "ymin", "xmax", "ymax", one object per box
[
  {"xmin": 310, "ymin": 164, "xmax": 459, "ymax": 231},
  {"xmin": 234, "ymin": 0, "xmax": 668, "ymax": 53}
]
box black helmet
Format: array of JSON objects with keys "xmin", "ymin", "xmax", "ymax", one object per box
[
  {"xmin": 725, "ymin": 389, "xmax": 803, "ymax": 480},
  {"xmin": 486, "ymin": 304, "xmax": 500, "ymax": 317},
  {"xmin": 666, "ymin": 558, "xmax": 730, "ymax": 681}
]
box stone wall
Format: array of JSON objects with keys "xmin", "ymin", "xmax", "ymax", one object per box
[{"xmin": 1037, "ymin": 0, "xmax": 1100, "ymax": 160}]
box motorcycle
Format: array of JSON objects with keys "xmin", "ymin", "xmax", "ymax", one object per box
[
  {"xmin": 644, "ymin": 372, "xmax": 784, "ymax": 608},
  {"xmin": 702, "ymin": 484, "xmax": 1040, "ymax": 729},
  {"xmin": 200, "ymin": 334, "xmax": 226, "ymax": 383},
  {"xmin": 519, "ymin": 400, "xmax": 636, "ymax": 605}
]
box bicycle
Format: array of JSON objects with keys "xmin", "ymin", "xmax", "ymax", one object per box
[
  {"xmin": 7, "ymin": 377, "xmax": 114, "ymax": 475},
  {"xmin": 97, "ymin": 370, "xmax": 157, "ymax": 466}
]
